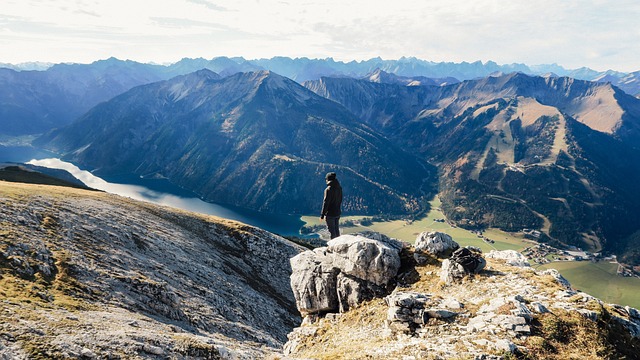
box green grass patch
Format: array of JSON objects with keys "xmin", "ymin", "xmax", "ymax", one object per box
[
  {"xmin": 300, "ymin": 197, "xmax": 531, "ymax": 253},
  {"xmin": 537, "ymin": 261, "xmax": 640, "ymax": 309}
]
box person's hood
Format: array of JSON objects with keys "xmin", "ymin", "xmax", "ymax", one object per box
[{"xmin": 326, "ymin": 179, "xmax": 340, "ymax": 187}]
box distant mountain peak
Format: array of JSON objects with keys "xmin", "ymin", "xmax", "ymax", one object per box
[
  {"xmin": 363, "ymin": 68, "xmax": 390, "ymax": 82},
  {"xmin": 192, "ymin": 68, "xmax": 220, "ymax": 79}
]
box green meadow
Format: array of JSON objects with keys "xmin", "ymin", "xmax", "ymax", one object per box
[
  {"xmin": 538, "ymin": 261, "xmax": 640, "ymax": 309},
  {"xmin": 300, "ymin": 197, "xmax": 640, "ymax": 309},
  {"xmin": 301, "ymin": 197, "xmax": 532, "ymax": 252}
]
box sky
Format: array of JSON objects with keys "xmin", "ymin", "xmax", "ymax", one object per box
[{"xmin": 1, "ymin": 0, "xmax": 639, "ymax": 72}]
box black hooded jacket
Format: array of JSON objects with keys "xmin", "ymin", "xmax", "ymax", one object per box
[{"xmin": 321, "ymin": 179, "xmax": 342, "ymax": 218}]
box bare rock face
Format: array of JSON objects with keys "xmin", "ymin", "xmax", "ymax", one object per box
[
  {"xmin": 327, "ymin": 235, "xmax": 402, "ymax": 286},
  {"xmin": 414, "ymin": 231, "xmax": 460, "ymax": 258},
  {"xmin": 289, "ymin": 249, "xmax": 340, "ymax": 315},
  {"xmin": 289, "ymin": 234, "xmax": 403, "ymax": 316}
]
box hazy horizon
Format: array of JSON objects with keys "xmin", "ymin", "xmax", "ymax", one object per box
[{"xmin": 2, "ymin": 0, "xmax": 638, "ymax": 72}]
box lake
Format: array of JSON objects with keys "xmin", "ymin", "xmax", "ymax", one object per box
[
  {"xmin": 0, "ymin": 144, "xmax": 57, "ymax": 163},
  {"xmin": 0, "ymin": 145, "xmax": 305, "ymax": 236}
]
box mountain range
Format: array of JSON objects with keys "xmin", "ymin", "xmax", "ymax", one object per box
[
  {"xmin": 3, "ymin": 56, "xmax": 640, "ymax": 263},
  {"xmin": 304, "ymin": 73, "xmax": 640, "ymax": 263},
  {"xmin": 36, "ymin": 69, "xmax": 434, "ymax": 216},
  {"xmin": 2, "ymin": 56, "xmax": 639, "ymax": 137}
]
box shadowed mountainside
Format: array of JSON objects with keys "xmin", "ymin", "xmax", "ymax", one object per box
[
  {"xmin": 36, "ymin": 70, "xmax": 435, "ymax": 216},
  {"xmin": 304, "ymin": 73, "xmax": 640, "ymax": 262}
]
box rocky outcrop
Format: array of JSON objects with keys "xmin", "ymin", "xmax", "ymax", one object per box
[
  {"xmin": 439, "ymin": 247, "xmax": 487, "ymax": 285},
  {"xmin": 385, "ymin": 292, "xmax": 459, "ymax": 334},
  {"xmin": 467, "ymin": 295, "xmax": 533, "ymax": 335},
  {"xmin": 285, "ymin": 242, "xmax": 640, "ymax": 359},
  {"xmin": 290, "ymin": 234, "xmax": 403, "ymax": 315},
  {"xmin": 414, "ymin": 231, "xmax": 459, "ymax": 258},
  {"xmin": 289, "ymin": 249, "xmax": 340, "ymax": 314}
]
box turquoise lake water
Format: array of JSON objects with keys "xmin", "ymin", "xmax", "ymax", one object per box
[{"xmin": 1, "ymin": 146, "xmax": 304, "ymax": 236}]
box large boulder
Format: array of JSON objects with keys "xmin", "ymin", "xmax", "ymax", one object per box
[
  {"xmin": 289, "ymin": 234, "xmax": 403, "ymax": 315},
  {"xmin": 289, "ymin": 249, "xmax": 340, "ymax": 315},
  {"xmin": 336, "ymin": 273, "xmax": 388, "ymax": 313},
  {"xmin": 327, "ymin": 235, "xmax": 402, "ymax": 286},
  {"xmin": 414, "ymin": 231, "xmax": 459, "ymax": 258},
  {"xmin": 439, "ymin": 247, "xmax": 486, "ymax": 285}
]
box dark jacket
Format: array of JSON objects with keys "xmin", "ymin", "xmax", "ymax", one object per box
[{"xmin": 321, "ymin": 179, "xmax": 342, "ymax": 218}]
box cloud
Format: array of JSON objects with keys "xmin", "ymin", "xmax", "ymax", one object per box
[
  {"xmin": 150, "ymin": 17, "xmax": 231, "ymax": 30},
  {"xmin": 186, "ymin": 0, "xmax": 229, "ymax": 12},
  {"xmin": 1, "ymin": 0, "xmax": 638, "ymax": 71},
  {"xmin": 73, "ymin": 9, "xmax": 100, "ymax": 17}
]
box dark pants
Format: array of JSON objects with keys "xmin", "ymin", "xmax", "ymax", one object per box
[{"xmin": 326, "ymin": 216, "xmax": 340, "ymax": 239}]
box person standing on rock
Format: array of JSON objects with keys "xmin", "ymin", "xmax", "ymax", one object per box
[{"xmin": 320, "ymin": 172, "xmax": 343, "ymax": 239}]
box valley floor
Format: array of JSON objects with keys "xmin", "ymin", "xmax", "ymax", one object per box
[{"xmin": 300, "ymin": 197, "xmax": 640, "ymax": 310}]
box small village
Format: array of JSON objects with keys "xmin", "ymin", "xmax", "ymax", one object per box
[{"xmin": 470, "ymin": 228, "xmax": 640, "ymax": 279}]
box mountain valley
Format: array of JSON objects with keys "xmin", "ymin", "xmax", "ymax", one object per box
[
  {"xmin": 35, "ymin": 69, "xmax": 434, "ymax": 216},
  {"xmin": 3, "ymin": 57, "xmax": 640, "ymax": 263},
  {"xmin": 304, "ymin": 73, "xmax": 640, "ymax": 263}
]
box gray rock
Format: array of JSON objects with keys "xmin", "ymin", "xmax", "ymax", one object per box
[
  {"xmin": 486, "ymin": 250, "xmax": 530, "ymax": 267},
  {"xmin": 441, "ymin": 297, "xmax": 464, "ymax": 310},
  {"xmin": 80, "ymin": 348, "xmax": 96, "ymax": 359},
  {"xmin": 289, "ymin": 249, "xmax": 340, "ymax": 315},
  {"xmin": 414, "ymin": 231, "xmax": 460, "ymax": 258},
  {"xmin": 385, "ymin": 292, "xmax": 435, "ymax": 333},
  {"xmin": 626, "ymin": 306, "xmax": 640, "ymax": 321},
  {"xmin": 493, "ymin": 339, "xmax": 516, "ymax": 352},
  {"xmin": 142, "ymin": 344, "xmax": 164, "ymax": 355},
  {"xmin": 530, "ymin": 302, "xmax": 549, "ymax": 314},
  {"xmin": 540, "ymin": 269, "xmax": 572, "ymax": 290},
  {"xmin": 440, "ymin": 259, "xmax": 466, "ymax": 285},
  {"xmin": 439, "ymin": 247, "xmax": 486, "ymax": 285},
  {"xmin": 327, "ymin": 235, "xmax": 401, "ymax": 286},
  {"xmin": 385, "ymin": 292, "xmax": 430, "ymax": 308},
  {"xmin": 426, "ymin": 309, "xmax": 458, "ymax": 319},
  {"xmin": 352, "ymin": 231, "xmax": 404, "ymax": 252},
  {"xmin": 413, "ymin": 252, "xmax": 432, "ymax": 265},
  {"xmin": 612, "ymin": 316, "xmax": 640, "ymax": 339},
  {"xmin": 514, "ymin": 325, "xmax": 531, "ymax": 333},
  {"xmin": 290, "ymin": 235, "xmax": 402, "ymax": 315},
  {"xmin": 336, "ymin": 273, "xmax": 387, "ymax": 313},
  {"xmin": 502, "ymin": 315, "xmax": 527, "ymax": 329},
  {"xmin": 511, "ymin": 302, "xmax": 533, "ymax": 320}
]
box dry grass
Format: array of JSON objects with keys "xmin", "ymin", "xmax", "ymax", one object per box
[
  {"xmin": 293, "ymin": 299, "xmax": 390, "ymax": 359},
  {"xmin": 525, "ymin": 310, "xmax": 614, "ymax": 359},
  {"xmin": 0, "ymin": 250, "xmax": 96, "ymax": 311},
  {"xmin": 288, "ymin": 249, "xmax": 640, "ymax": 359}
]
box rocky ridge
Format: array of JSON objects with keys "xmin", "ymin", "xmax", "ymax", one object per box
[
  {"xmin": 0, "ymin": 181, "xmax": 305, "ymax": 359},
  {"xmin": 285, "ymin": 232, "xmax": 640, "ymax": 359}
]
